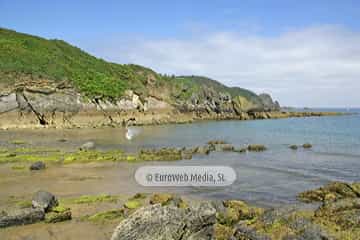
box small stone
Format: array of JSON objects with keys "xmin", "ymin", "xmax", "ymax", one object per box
[{"xmin": 29, "ymin": 161, "xmax": 46, "ymax": 170}]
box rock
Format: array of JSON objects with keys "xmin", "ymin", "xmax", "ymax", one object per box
[
  {"xmin": 258, "ymin": 93, "xmax": 280, "ymax": 111},
  {"xmin": 79, "ymin": 141, "xmax": 95, "ymax": 151},
  {"xmin": 195, "ymin": 146, "xmax": 211, "ymax": 155},
  {"xmin": 315, "ymin": 198, "xmax": 360, "ymax": 229},
  {"xmin": 111, "ymin": 202, "xmax": 216, "ymax": 240},
  {"xmin": 181, "ymin": 149, "xmax": 193, "ymax": 160},
  {"xmin": 298, "ymin": 181, "xmax": 360, "ymax": 203},
  {"xmin": 0, "ymin": 208, "xmax": 45, "ymax": 228},
  {"xmin": 149, "ymin": 193, "xmax": 174, "ymax": 206},
  {"xmin": 234, "ymin": 148, "xmax": 247, "ymax": 153},
  {"xmin": 289, "ymin": 145, "xmax": 298, "ymax": 150},
  {"xmin": 302, "ymin": 143, "xmax": 312, "ymax": 149},
  {"xmin": 214, "ymin": 223, "xmax": 234, "ymax": 240},
  {"xmin": 32, "ymin": 190, "xmax": 58, "ymax": 212},
  {"xmin": 138, "ymin": 148, "xmax": 182, "ymax": 161},
  {"xmin": 29, "ymin": 161, "xmax": 46, "ymax": 170},
  {"xmin": 45, "ymin": 207, "xmax": 71, "ymax": 223},
  {"xmin": 234, "ymin": 224, "xmax": 270, "ymax": 240},
  {"xmin": 215, "ymin": 144, "xmax": 234, "ymax": 152},
  {"xmin": 207, "ymin": 140, "xmax": 227, "ymax": 145},
  {"xmin": 247, "ymin": 145, "xmax": 267, "ymax": 152}
]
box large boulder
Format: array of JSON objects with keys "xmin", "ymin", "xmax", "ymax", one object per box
[
  {"xmin": 0, "ymin": 208, "xmax": 45, "ymax": 228},
  {"xmin": 111, "ymin": 202, "xmax": 216, "ymax": 240},
  {"xmin": 32, "ymin": 190, "xmax": 58, "ymax": 212}
]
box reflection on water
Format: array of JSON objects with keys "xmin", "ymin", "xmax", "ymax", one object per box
[{"xmin": 0, "ymin": 111, "xmax": 359, "ymax": 206}]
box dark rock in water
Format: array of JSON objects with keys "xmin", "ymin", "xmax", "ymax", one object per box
[
  {"xmin": 302, "ymin": 143, "xmax": 312, "ymax": 149},
  {"xmin": 234, "ymin": 224, "xmax": 270, "ymax": 240},
  {"xmin": 29, "ymin": 161, "xmax": 46, "ymax": 170},
  {"xmin": 32, "ymin": 190, "xmax": 58, "ymax": 212},
  {"xmin": 247, "ymin": 144, "xmax": 267, "ymax": 152},
  {"xmin": 0, "ymin": 208, "xmax": 45, "ymax": 228},
  {"xmin": 79, "ymin": 141, "xmax": 95, "ymax": 151},
  {"xmin": 289, "ymin": 145, "xmax": 298, "ymax": 150},
  {"xmin": 111, "ymin": 202, "xmax": 216, "ymax": 240}
]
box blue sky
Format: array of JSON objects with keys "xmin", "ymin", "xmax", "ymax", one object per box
[{"xmin": 1, "ymin": 0, "xmax": 360, "ymax": 107}]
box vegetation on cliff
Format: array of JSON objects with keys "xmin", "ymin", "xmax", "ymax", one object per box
[{"xmin": 0, "ymin": 28, "xmax": 270, "ymax": 109}]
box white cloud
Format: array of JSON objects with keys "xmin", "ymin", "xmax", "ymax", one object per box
[{"xmin": 90, "ymin": 25, "xmax": 360, "ymax": 107}]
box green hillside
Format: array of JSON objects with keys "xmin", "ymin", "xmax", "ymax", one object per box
[{"xmin": 0, "ymin": 28, "xmax": 264, "ymax": 106}]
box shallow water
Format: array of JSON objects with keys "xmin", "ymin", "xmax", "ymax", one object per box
[{"xmin": 0, "ymin": 109, "xmax": 359, "ymax": 206}]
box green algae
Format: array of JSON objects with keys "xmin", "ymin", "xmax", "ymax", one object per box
[
  {"xmin": 86, "ymin": 209, "xmax": 124, "ymax": 223},
  {"xmin": 70, "ymin": 194, "xmax": 119, "ymax": 204},
  {"xmin": 124, "ymin": 200, "xmax": 142, "ymax": 209}
]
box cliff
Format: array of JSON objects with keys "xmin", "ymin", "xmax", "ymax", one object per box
[{"xmin": 0, "ymin": 28, "xmax": 286, "ymax": 128}]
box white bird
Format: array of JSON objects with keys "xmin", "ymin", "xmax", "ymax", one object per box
[{"xmin": 125, "ymin": 126, "xmax": 141, "ymax": 140}]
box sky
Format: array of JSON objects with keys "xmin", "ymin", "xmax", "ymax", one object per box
[{"xmin": 1, "ymin": 0, "xmax": 360, "ymax": 107}]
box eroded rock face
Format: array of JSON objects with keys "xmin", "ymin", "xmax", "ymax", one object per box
[
  {"xmin": 111, "ymin": 202, "xmax": 216, "ymax": 240},
  {"xmin": 0, "ymin": 93, "xmax": 18, "ymax": 113}
]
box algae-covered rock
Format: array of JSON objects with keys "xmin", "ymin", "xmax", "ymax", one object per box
[
  {"xmin": 298, "ymin": 182, "xmax": 360, "ymax": 203},
  {"xmin": 215, "ymin": 144, "xmax": 234, "ymax": 152},
  {"xmin": 214, "ymin": 223, "xmax": 234, "ymax": 240},
  {"xmin": 234, "ymin": 224, "xmax": 270, "ymax": 240},
  {"xmin": 302, "ymin": 143, "xmax": 313, "ymax": 149},
  {"xmin": 149, "ymin": 193, "xmax": 174, "ymax": 206},
  {"xmin": 247, "ymin": 145, "xmax": 267, "ymax": 152},
  {"xmin": 315, "ymin": 198, "xmax": 360, "ymax": 230},
  {"xmin": 207, "ymin": 140, "xmax": 227, "ymax": 145},
  {"xmin": 45, "ymin": 206, "xmax": 71, "ymax": 223},
  {"xmin": 138, "ymin": 148, "xmax": 182, "ymax": 161}
]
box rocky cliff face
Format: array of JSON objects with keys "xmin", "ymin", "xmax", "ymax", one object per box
[{"xmin": 0, "ymin": 75, "xmax": 282, "ymax": 129}]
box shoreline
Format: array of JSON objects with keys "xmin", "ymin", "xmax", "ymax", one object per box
[{"xmin": 0, "ymin": 110, "xmax": 348, "ymax": 130}]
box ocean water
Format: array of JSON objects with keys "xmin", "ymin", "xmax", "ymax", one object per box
[{"xmin": 0, "ymin": 109, "xmax": 359, "ymax": 206}]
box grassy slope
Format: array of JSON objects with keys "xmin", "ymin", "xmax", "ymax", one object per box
[{"xmin": 0, "ymin": 28, "xmax": 263, "ymax": 105}]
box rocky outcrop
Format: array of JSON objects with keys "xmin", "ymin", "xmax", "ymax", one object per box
[
  {"xmin": 111, "ymin": 202, "xmax": 216, "ymax": 240},
  {"xmin": 0, "ymin": 207, "xmax": 45, "ymax": 228},
  {"xmin": 258, "ymin": 93, "xmax": 280, "ymax": 111}
]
